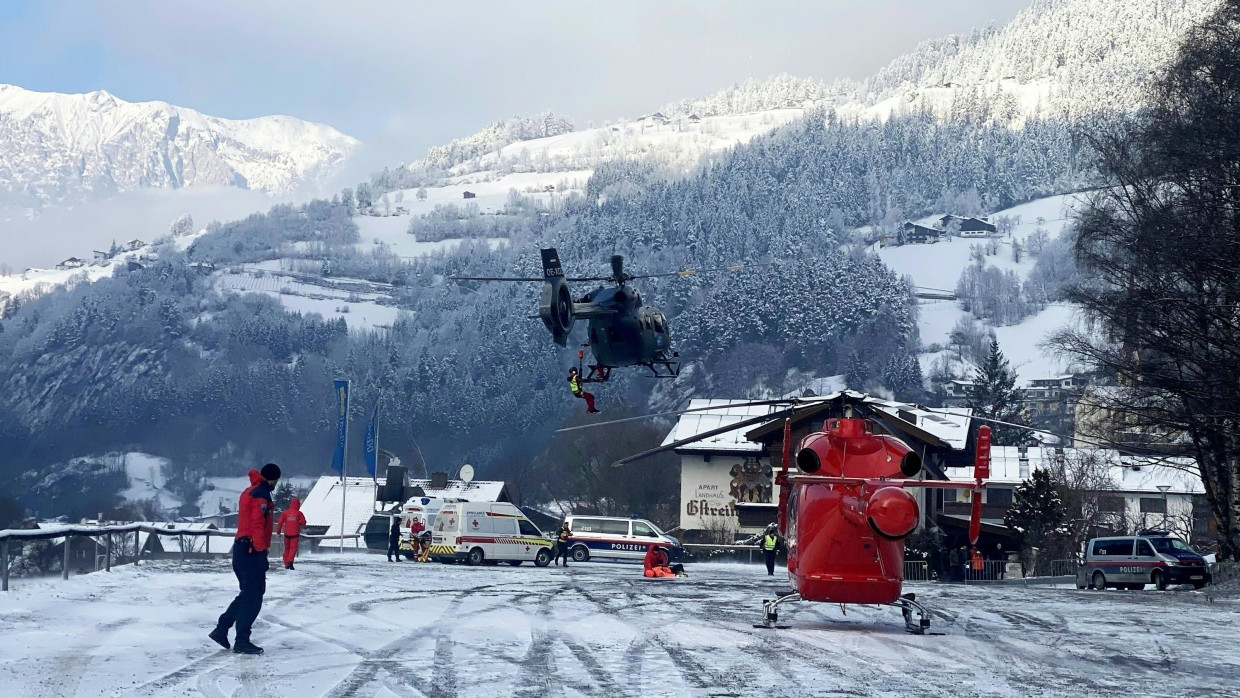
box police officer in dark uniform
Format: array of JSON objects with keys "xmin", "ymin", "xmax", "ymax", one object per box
[{"xmin": 387, "ymin": 516, "xmax": 403, "ymax": 562}]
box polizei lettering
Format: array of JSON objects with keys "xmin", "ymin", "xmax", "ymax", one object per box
[{"xmin": 686, "ymin": 499, "xmax": 737, "ymax": 517}]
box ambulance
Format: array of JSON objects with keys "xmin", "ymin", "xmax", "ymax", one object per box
[
  {"xmin": 429, "ymin": 501, "xmax": 554, "ymax": 566},
  {"xmin": 398, "ymin": 496, "xmax": 446, "ymax": 561}
]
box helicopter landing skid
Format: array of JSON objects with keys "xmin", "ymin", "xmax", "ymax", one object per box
[
  {"xmin": 754, "ymin": 591, "xmax": 800, "ymax": 629},
  {"xmin": 582, "ymin": 365, "xmax": 612, "ymax": 383},
  {"xmin": 885, "ymin": 593, "xmax": 935, "ymax": 635},
  {"xmin": 643, "ymin": 359, "xmax": 680, "ymax": 378}
]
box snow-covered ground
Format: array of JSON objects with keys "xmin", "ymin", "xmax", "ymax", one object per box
[
  {"xmin": 2, "ymin": 557, "xmax": 1236, "ymax": 697},
  {"xmin": 353, "ymin": 213, "xmax": 508, "ymax": 259},
  {"xmin": 214, "ymin": 270, "xmax": 405, "ymax": 330}
]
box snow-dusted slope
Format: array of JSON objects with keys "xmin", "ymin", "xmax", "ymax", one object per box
[
  {"xmin": 878, "ymin": 193, "xmax": 1086, "ymax": 382},
  {"xmin": 0, "ymin": 84, "xmax": 358, "ymax": 206},
  {"xmin": 858, "ymin": 0, "xmax": 1221, "ymax": 123}
]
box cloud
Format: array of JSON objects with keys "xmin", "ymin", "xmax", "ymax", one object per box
[{"xmin": 0, "ymin": 188, "xmax": 282, "ymax": 270}]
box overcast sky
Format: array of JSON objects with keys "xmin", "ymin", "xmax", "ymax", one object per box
[{"xmin": 2, "ymin": 1, "xmax": 1031, "ymax": 168}]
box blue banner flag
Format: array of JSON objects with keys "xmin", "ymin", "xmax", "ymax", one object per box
[
  {"xmin": 363, "ymin": 396, "xmax": 380, "ymax": 478},
  {"xmin": 331, "ymin": 380, "xmax": 350, "ymax": 475}
]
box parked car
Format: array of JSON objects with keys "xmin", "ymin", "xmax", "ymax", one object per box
[
  {"xmin": 1077, "ymin": 530, "xmax": 1211, "ymax": 590},
  {"xmin": 430, "ymin": 501, "xmax": 554, "ymax": 567},
  {"xmin": 560, "ymin": 515, "xmax": 682, "ymax": 563}
]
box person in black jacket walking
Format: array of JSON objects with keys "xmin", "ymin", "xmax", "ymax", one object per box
[
  {"xmin": 387, "ymin": 517, "xmax": 403, "ymax": 562},
  {"xmin": 759, "ymin": 523, "xmax": 783, "ymax": 576}
]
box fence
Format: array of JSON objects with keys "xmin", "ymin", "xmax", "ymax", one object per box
[
  {"xmin": 681, "ymin": 543, "xmax": 762, "ymax": 565},
  {"xmin": 904, "ymin": 560, "xmax": 930, "ymax": 581},
  {"xmin": 0, "ymin": 524, "xmax": 360, "ymax": 591}
]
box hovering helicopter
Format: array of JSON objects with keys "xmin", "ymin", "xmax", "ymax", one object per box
[
  {"xmin": 451, "ymin": 248, "xmax": 766, "ymax": 382},
  {"xmin": 578, "ymin": 391, "xmax": 994, "ymax": 633}
]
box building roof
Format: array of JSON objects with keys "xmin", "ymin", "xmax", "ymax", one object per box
[
  {"xmin": 300, "ymin": 476, "xmax": 385, "ymax": 544},
  {"xmin": 866, "ymin": 402, "xmax": 973, "ymax": 450},
  {"xmin": 944, "ymin": 447, "xmax": 1204, "ymax": 494},
  {"xmin": 408, "ymin": 477, "xmax": 508, "ymax": 502},
  {"xmin": 662, "ymin": 399, "xmax": 776, "ymax": 454}
]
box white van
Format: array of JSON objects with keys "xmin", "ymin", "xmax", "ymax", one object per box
[
  {"xmin": 561, "ymin": 515, "xmax": 682, "ymax": 562},
  {"xmin": 430, "ymin": 502, "xmax": 554, "ymax": 567}
]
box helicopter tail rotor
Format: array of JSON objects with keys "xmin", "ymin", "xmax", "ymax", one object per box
[{"xmin": 538, "ymin": 249, "xmax": 575, "ymax": 346}]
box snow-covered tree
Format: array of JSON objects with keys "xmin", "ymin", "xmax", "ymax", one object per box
[
  {"xmin": 967, "ymin": 340, "xmax": 1034, "ymax": 445},
  {"xmin": 170, "ymin": 213, "xmax": 194, "ymax": 237},
  {"xmin": 1004, "ymin": 469, "xmax": 1071, "ymax": 574},
  {"xmin": 356, "ymin": 182, "xmax": 373, "ymax": 211}
]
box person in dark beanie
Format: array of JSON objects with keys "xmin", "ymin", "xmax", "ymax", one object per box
[{"xmin": 210, "ymin": 462, "xmax": 280, "ymax": 655}]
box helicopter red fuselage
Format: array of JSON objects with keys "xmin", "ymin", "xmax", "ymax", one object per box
[{"xmin": 783, "ymin": 418, "xmax": 924, "ymax": 605}]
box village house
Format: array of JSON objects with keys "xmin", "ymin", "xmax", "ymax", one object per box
[
  {"xmin": 55, "ymin": 257, "xmax": 87, "ymax": 270},
  {"xmin": 901, "ymin": 222, "xmax": 943, "ymax": 245},
  {"xmin": 942, "ymin": 379, "xmax": 975, "ymax": 406},
  {"xmin": 939, "ymin": 215, "xmax": 999, "ymax": 237},
  {"xmin": 462, "ymin": 191, "xmax": 476, "ymax": 199}
]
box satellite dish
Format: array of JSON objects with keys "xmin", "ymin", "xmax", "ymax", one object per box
[{"xmin": 459, "ymin": 464, "xmax": 474, "ymax": 484}]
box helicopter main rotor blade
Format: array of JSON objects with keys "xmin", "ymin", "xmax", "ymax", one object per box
[
  {"xmin": 449, "ymin": 276, "xmax": 545, "ymax": 282},
  {"xmin": 554, "ymin": 398, "xmax": 803, "ymax": 434},
  {"xmin": 611, "ymin": 401, "xmax": 834, "ymax": 466},
  {"xmin": 612, "ymin": 408, "xmax": 796, "ymax": 467}
]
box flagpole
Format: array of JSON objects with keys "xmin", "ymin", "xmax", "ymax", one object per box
[{"xmin": 340, "ymin": 381, "xmax": 349, "ymax": 554}]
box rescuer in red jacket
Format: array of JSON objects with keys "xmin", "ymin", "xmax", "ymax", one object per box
[
  {"xmin": 210, "ymin": 463, "xmax": 280, "ymax": 655},
  {"xmin": 276, "ymin": 497, "xmax": 306, "ymax": 570},
  {"xmin": 643, "ymin": 544, "xmax": 675, "ymax": 578}
]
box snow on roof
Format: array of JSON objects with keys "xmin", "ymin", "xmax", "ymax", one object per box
[
  {"xmin": 301, "ymin": 477, "xmax": 383, "ymax": 544},
  {"xmin": 407, "ymin": 478, "xmax": 507, "ymax": 502},
  {"xmin": 945, "ymin": 447, "xmax": 1203, "ymax": 494},
  {"xmin": 866, "ymin": 402, "xmax": 973, "ymax": 450},
  {"xmin": 662, "ymin": 399, "xmax": 777, "ymax": 454}
]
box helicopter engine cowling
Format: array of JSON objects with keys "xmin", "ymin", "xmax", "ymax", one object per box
[
  {"xmin": 866, "ymin": 486, "xmax": 919, "ymax": 541},
  {"xmin": 539, "ymin": 278, "xmax": 575, "ymax": 346}
]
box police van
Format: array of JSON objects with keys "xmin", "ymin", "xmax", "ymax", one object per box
[
  {"xmin": 1076, "ymin": 530, "xmax": 1211, "ymax": 591},
  {"xmin": 561, "ymin": 515, "xmax": 682, "ymax": 563},
  {"xmin": 429, "ymin": 501, "xmax": 554, "ymax": 567}
]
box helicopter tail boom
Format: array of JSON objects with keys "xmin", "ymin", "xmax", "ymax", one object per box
[{"xmin": 538, "ymin": 248, "xmax": 575, "ymax": 346}]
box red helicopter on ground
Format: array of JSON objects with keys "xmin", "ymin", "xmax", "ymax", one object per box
[
  {"xmin": 589, "ymin": 392, "xmax": 993, "ymax": 633},
  {"xmin": 757, "ymin": 413, "xmax": 990, "ymax": 633}
]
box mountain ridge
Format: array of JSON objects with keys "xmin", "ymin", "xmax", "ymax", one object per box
[{"xmin": 0, "ymin": 83, "xmax": 358, "ymax": 208}]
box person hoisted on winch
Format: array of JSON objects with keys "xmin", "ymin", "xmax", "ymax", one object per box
[{"xmin": 567, "ymin": 367, "xmax": 600, "ymax": 414}]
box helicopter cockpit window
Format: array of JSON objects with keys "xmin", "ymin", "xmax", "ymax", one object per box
[{"xmin": 786, "ymin": 489, "xmax": 798, "ymax": 538}]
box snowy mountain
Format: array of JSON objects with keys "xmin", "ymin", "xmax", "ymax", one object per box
[
  {"xmin": 373, "ymin": 0, "xmax": 1219, "ymax": 210},
  {"xmin": 0, "ymin": 84, "xmax": 358, "ymax": 207}
]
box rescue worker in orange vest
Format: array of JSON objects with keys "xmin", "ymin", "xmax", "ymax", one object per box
[
  {"xmin": 567, "ymin": 368, "xmax": 600, "ymax": 414},
  {"xmin": 276, "ymin": 497, "xmax": 306, "ymax": 570}
]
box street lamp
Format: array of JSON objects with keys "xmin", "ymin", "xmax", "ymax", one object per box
[{"xmin": 1156, "ymin": 484, "xmax": 1171, "ymax": 531}]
